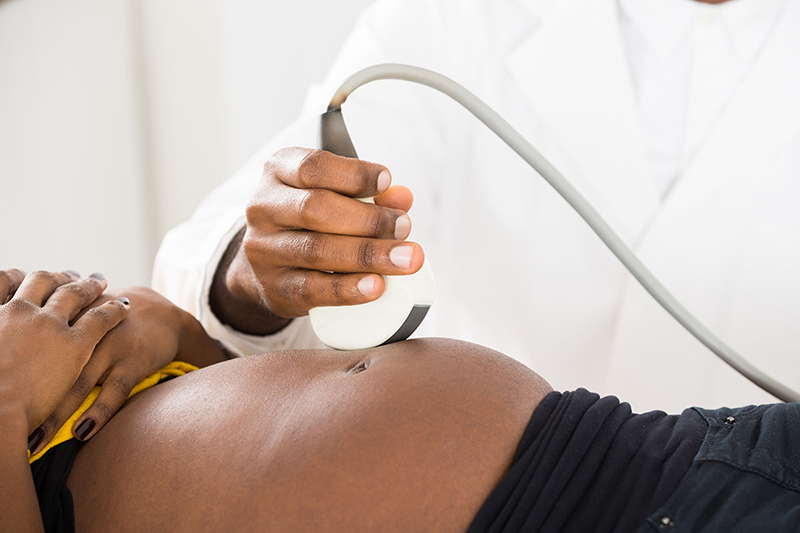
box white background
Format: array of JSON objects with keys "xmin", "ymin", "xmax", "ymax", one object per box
[{"xmin": 0, "ymin": 0, "xmax": 373, "ymax": 285}]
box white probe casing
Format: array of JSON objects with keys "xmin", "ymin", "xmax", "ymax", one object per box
[{"xmin": 308, "ymin": 109, "xmax": 436, "ymax": 350}]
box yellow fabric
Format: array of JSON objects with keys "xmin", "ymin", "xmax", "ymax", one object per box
[{"xmin": 30, "ymin": 361, "xmax": 197, "ymax": 464}]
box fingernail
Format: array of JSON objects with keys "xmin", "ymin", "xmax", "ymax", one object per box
[
  {"xmin": 116, "ymin": 297, "xmax": 130, "ymax": 306},
  {"xmin": 357, "ymin": 276, "xmax": 377, "ymax": 297},
  {"xmin": 389, "ymin": 245, "xmax": 414, "ymax": 269},
  {"xmin": 89, "ymin": 272, "xmax": 105, "ymax": 281},
  {"xmin": 28, "ymin": 427, "xmax": 45, "ymax": 453},
  {"xmin": 66, "ymin": 270, "xmax": 81, "ymax": 277},
  {"xmin": 377, "ymin": 170, "xmax": 391, "ymax": 193},
  {"xmin": 75, "ymin": 418, "xmax": 95, "ymax": 441},
  {"xmin": 394, "ymin": 215, "xmax": 411, "ymax": 239}
]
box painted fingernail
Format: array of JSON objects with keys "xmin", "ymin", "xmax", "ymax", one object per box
[
  {"xmin": 75, "ymin": 418, "xmax": 95, "ymax": 441},
  {"xmin": 116, "ymin": 297, "xmax": 130, "ymax": 306},
  {"xmin": 394, "ymin": 215, "xmax": 411, "ymax": 239},
  {"xmin": 377, "ymin": 170, "xmax": 391, "ymax": 193},
  {"xmin": 358, "ymin": 276, "xmax": 377, "ymax": 297},
  {"xmin": 66, "ymin": 270, "xmax": 81, "ymax": 277},
  {"xmin": 89, "ymin": 272, "xmax": 105, "ymax": 281},
  {"xmin": 28, "ymin": 427, "xmax": 45, "ymax": 452},
  {"xmin": 390, "ymin": 245, "xmax": 414, "ymax": 269}
]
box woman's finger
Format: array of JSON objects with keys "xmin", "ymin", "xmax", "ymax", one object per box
[
  {"xmin": 28, "ymin": 360, "xmax": 107, "ymax": 455},
  {"xmin": 0, "ymin": 268, "xmax": 26, "ymax": 304},
  {"xmin": 72, "ymin": 368, "xmax": 136, "ymax": 441},
  {"xmin": 72, "ymin": 298, "xmax": 131, "ymax": 347},
  {"xmin": 46, "ymin": 274, "xmax": 109, "ymax": 322},
  {"xmin": 13, "ymin": 270, "xmax": 80, "ymax": 306}
]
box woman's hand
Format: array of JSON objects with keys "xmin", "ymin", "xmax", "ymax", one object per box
[
  {"xmin": 31, "ymin": 286, "xmax": 227, "ymax": 450},
  {"xmin": 0, "ymin": 270, "xmax": 130, "ymax": 443}
]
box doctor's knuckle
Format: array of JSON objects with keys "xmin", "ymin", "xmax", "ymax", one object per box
[
  {"xmin": 298, "ymin": 234, "xmax": 325, "ymax": 265},
  {"xmin": 242, "ymin": 232, "xmax": 261, "ymax": 257},
  {"xmin": 366, "ymin": 211, "xmax": 389, "ymax": 238},
  {"xmin": 357, "ymin": 241, "xmax": 376, "ymax": 269},
  {"xmin": 294, "ymin": 271, "xmax": 313, "ymax": 304},
  {"xmin": 245, "ymin": 201, "xmax": 267, "ymax": 226},
  {"xmin": 262, "ymin": 158, "xmax": 278, "ymax": 178},
  {"xmin": 297, "ymin": 190, "xmax": 328, "ymax": 227},
  {"xmin": 331, "ymin": 275, "xmax": 344, "ymax": 299},
  {"xmin": 297, "ymin": 149, "xmax": 326, "ymax": 188},
  {"xmin": 272, "ymin": 273, "xmax": 294, "ymax": 300}
]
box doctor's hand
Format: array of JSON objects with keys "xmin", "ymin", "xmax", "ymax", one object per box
[
  {"xmin": 210, "ymin": 147, "xmax": 425, "ymax": 334},
  {"xmin": 30, "ymin": 286, "xmax": 227, "ymax": 452}
]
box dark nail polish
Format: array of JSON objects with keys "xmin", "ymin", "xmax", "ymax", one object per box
[
  {"xmin": 75, "ymin": 418, "xmax": 95, "ymax": 441},
  {"xmin": 116, "ymin": 297, "xmax": 130, "ymax": 306},
  {"xmin": 89, "ymin": 272, "xmax": 105, "ymax": 281},
  {"xmin": 28, "ymin": 427, "xmax": 45, "ymax": 452},
  {"xmin": 66, "ymin": 270, "xmax": 81, "ymax": 277}
]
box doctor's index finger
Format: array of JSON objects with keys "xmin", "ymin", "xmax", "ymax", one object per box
[{"xmin": 266, "ymin": 147, "xmax": 391, "ymax": 198}]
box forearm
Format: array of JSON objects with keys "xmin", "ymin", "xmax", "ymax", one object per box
[
  {"xmin": 0, "ymin": 409, "xmax": 44, "ymax": 533},
  {"xmin": 208, "ymin": 227, "xmax": 292, "ymax": 335}
]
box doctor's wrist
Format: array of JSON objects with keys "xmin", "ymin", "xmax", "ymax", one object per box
[{"xmin": 209, "ymin": 227, "xmax": 293, "ymax": 336}]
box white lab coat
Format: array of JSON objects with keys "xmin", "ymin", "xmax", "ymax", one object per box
[{"xmin": 154, "ymin": 0, "xmax": 800, "ymax": 413}]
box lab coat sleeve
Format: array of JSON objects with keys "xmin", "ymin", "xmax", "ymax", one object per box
[
  {"xmin": 152, "ymin": 112, "xmax": 326, "ymax": 357},
  {"xmin": 153, "ymin": 0, "xmax": 456, "ymax": 356}
]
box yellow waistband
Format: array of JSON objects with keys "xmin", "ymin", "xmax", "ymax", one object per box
[{"xmin": 30, "ymin": 361, "xmax": 197, "ymax": 463}]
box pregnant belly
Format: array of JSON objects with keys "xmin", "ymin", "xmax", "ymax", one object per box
[{"xmin": 69, "ymin": 338, "xmax": 550, "ymax": 532}]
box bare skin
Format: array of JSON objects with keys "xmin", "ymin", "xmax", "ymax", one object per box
[{"xmin": 68, "ymin": 338, "xmax": 552, "ymax": 532}]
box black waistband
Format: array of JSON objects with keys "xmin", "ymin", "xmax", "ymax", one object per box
[{"xmin": 468, "ymin": 388, "xmax": 708, "ymax": 533}]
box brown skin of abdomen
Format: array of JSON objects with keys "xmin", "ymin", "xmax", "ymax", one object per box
[{"xmin": 67, "ymin": 338, "xmax": 551, "ymax": 532}]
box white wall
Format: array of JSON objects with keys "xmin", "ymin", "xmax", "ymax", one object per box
[
  {"xmin": 0, "ymin": 0, "xmax": 151, "ymax": 284},
  {"xmin": 0, "ymin": 0, "xmax": 372, "ymax": 286}
]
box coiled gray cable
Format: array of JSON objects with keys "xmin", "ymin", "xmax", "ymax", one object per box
[{"xmin": 328, "ymin": 63, "xmax": 800, "ymax": 403}]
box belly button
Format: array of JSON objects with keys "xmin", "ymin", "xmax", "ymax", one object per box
[{"xmin": 349, "ymin": 360, "xmax": 371, "ymax": 374}]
